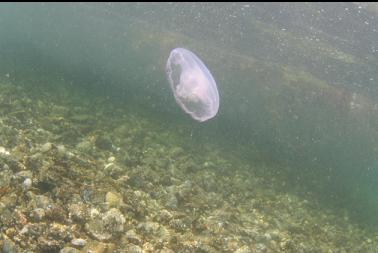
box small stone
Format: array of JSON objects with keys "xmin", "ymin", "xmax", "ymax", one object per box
[
  {"xmin": 159, "ymin": 248, "xmax": 175, "ymax": 253},
  {"xmin": 60, "ymin": 247, "xmax": 80, "ymax": 253},
  {"xmin": 81, "ymin": 241, "xmax": 115, "ymax": 253},
  {"xmin": 56, "ymin": 145, "xmax": 67, "ymax": 158},
  {"xmin": 95, "ymin": 135, "xmax": 113, "ymax": 150},
  {"xmin": 30, "ymin": 208, "xmax": 46, "ymax": 221},
  {"xmin": 156, "ymin": 209, "xmax": 173, "ymax": 224},
  {"xmin": 105, "ymin": 191, "xmax": 122, "ymax": 208},
  {"xmin": 22, "ymin": 178, "xmax": 32, "ymax": 190},
  {"xmin": 6, "ymin": 227, "xmax": 17, "ymax": 238},
  {"xmin": 103, "ymin": 208, "xmax": 125, "ymax": 233},
  {"xmin": 19, "ymin": 225, "xmax": 29, "ymax": 235},
  {"xmin": 126, "ymin": 244, "xmax": 143, "ymax": 253},
  {"xmin": 3, "ymin": 163, "xmax": 9, "ymax": 170},
  {"xmin": 264, "ymin": 233, "xmax": 272, "ymax": 241},
  {"xmin": 34, "ymin": 194, "xmax": 53, "ymax": 209},
  {"xmin": 15, "ymin": 170, "xmax": 33, "ymax": 179},
  {"xmin": 104, "ymin": 163, "xmax": 114, "ymax": 170},
  {"xmin": 2, "ymin": 237, "xmax": 17, "ymax": 253},
  {"xmin": 76, "ymin": 140, "xmax": 93, "ymax": 153},
  {"xmin": 68, "ymin": 203, "xmax": 88, "ymax": 223},
  {"xmin": 255, "ymin": 243, "xmax": 267, "ymax": 253},
  {"xmin": 89, "ymin": 208, "xmax": 101, "ymax": 218},
  {"xmin": 38, "ymin": 236, "xmax": 61, "ymax": 252},
  {"xmin": 143, "ymin": 242, "xmax": 154, "ymax": 251},
  {"xmin": 85, "ymin": 208, "xmax": 125, "ymax": 241},
  {"xmin": 108, "ymin": 156, "xmax": 116, "ymax": 162},
  {"xmin": 40, "ymin": 142, "xmax": 52, "ymax": 153},
  {"xmin": 123, "ymin": 229, "xmax": 142, "ymax": 245},
  {"xmin": 71, "ymin": 238, "xmax": 87, "ymax": 247},
  {"xmin": 235, "ymin": 245, "xmax": 252, "ymax": 253},
  {"xmin": 103, "ymin": 163, "xmax": 123, "ymax": 179},
  {"xmin": 0, "ymin": 146, "xmax": 10, "ymax": 156},
  {"xmin": 137, "ymin": 222, "xmax": 160, "ymax": 236},
  {"xmin": 165, "ymin": 186, "xmax": 178, "ymax": 209}
]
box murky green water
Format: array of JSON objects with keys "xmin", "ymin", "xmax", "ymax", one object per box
[{"xmin": 0, "ymin": 3, "xmax": 378, "ymax": 252}]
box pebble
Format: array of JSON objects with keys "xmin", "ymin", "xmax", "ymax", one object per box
[
  {"xmin": 76, "ymin": 140, "xmax": 93, "ymax": 153},
  {"xmin": 40, "ymin": 142, "xmax": 52, "ymax": 153},
  {"xmin": 2, "ymin": 237, "xmax": 17, "ymax": 253},
  {"xmin": 56, "ymin": 145, "xmax": 67, "ymax": 158},
  {"xmin": 137, "ymin": 221, "xmax": 160, "ymax": 236},
  {"xmin": 22, "ymin": 178, "xmax": 32, "ymax": 190},
  {"xmin": 235, "ymin": 245, "xmax": 252, "ymax": 253},
  {"xmin": 159, "ymin": 248, "xmax": 175, "ymax": 253},
  {"xmin": 105, "ymin": 191, "xmax": 122, "ymax": 208},
  {"xmin": 71, "ymin": 238, "xmax": 87, "ymax": 247},
  {"xmin": 34, "ymin": 194, "xmax": 53, "ymax": 209},
  {"xmin": 68, "ymin": 203, "xmax": 87, "ymax": 223},
  {"xmin": 126, "ymin": 244, "xmax": 143, "ymax": 253},
  {"xmin": 165, "ymin": 186, "xmax": 178, "ymax": 209},
  {"xmin": 15, "ymin": 170, "xmax": 33, "ymax": 179},
  {"xmin": 256, "ymin": 243, "xmax": 267, "ymax": 253},
  {"xmin": 123, "ymin": 229, "xmax": 142, "ymax": 245},
  {"xmin": 60, "ymin": 247, "xmax": 80, "ymax": 253},
  {"xmin": 30, "ymin": 208, "xmax": 46, "ymax": 221},
  {"xmin": 102, "ymin": 208, "xmax": 125, "ymax": 233},
  {"xmin": 0, "ymin": 146, "xmax": 10, "ymax": 156},
  {"xmin": 85, "ymin": 208, "xmax": 125, "ymax": 241}
]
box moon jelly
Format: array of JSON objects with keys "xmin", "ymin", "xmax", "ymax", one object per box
[{"xmin": 166, "ymin": 48, "xmax": 219, "ymax": 122}]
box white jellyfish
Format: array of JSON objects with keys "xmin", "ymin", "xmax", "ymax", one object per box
[{"xmin": 166, "ymin": 48, "xmax": 219, "ymax": 122}]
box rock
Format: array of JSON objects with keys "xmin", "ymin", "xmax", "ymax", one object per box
[
  {"xmin": 159, "ymin": 248, "xmax": 175, "ymax": 253},
  {"xmin": 22, "ymin": 178, "xmax": 32, "ymax": 191},
  {"xmin": 56, "ymin": 145, "xmax": 67, "ymax": 158},
  {"xmin": 40, "ymin": 142, "xmax": 52, "ymax": 153},
  {"xmin": 142, "ymin": 242, "xmax": 154, "ymax": 252},
  {"xmin": 255, "ymin": 243, "xmax": 267, "ymax": 253},
  {"xmin": 37, "ymin": 236, "xmax": 61, "ymax": 252},
  {"xmin": 165, "ymin": 186, "xmax": 178, "ymax": 209},
  {"xmin": 76, "ymin": 140, "xmax": 93, "ymax": 153},
  {"xmin": 122, "ymin": 229, "xmax": 142, "ymax": 245},
  {"xmin": 103, "ymin": 163, "xmax": 124, "ymax": 179},
  {"xmin": 32, "ymin": 194, "xmax": 53, "ymax": 209},
  {"xmin": 71, "ymin": 238, "xmax": 86, "ymax": 247},
  {"xmin": 85, "ymin": 208, "xmax": 125, "ymax": 241},
  {"xmin": 155, "ymin": 209, "xmax": 173, "ymax": 224},
  {"xmin": 2, "ymin": 238, "xmax": 17, "ymax": 253},
  {"xmin": 68, "ymin": 203, "xmax": 88, "ymax": 223},
  {"xmin": 60, "ymin": 247, "xmax": 80, "ymax": 253},
  {"xmin": 0, "ymin": 146, "xmax": 10, "ymax": 156},
  {"xmin": 235, "ymin": 245, "xmax": 252, "ymax": 253},
  {"xmin": 105, "ymin": 191, "xmax": 122, "ymax": 208},
  {"xmin": 169, "ymin": 218, "xmax": 189, "ymax": 232},
  {"xmin": 30, "ymin": 208, "xmax": 46, "ymax": 221},
  {"xmin": 176, "ymin": 180, "xmax": 192, "ymax": 201},
  {"xmin": 137, "ymin": 222, "xmax": 161, "ymax": 237},
  {"xmin": 15, "ymin": 170, "xmax": 33, "ymax": 180},
  {"xmin": 81, "ymin": 241, "xmax": 115, "ymax": 253},
  {"xmin": 95, "ymin": 135, "xmax": 113, "ymax": 150},
  {"xmin": 45, "ymin": 204, "xmax": 67, "ymax": 222},
  {"xmin": 125, "ymin": 244, "xmax": 143, "ymax": 253},
  {"xmin": 102, "ymin": 208, "xmax": 125, "ymax": 233}
]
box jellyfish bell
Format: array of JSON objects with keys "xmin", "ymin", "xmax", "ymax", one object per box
[{"xmin": 166, "ymin": 47, "xmax": 219, "ymax": 122}]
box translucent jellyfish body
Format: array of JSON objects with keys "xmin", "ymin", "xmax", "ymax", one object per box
[{"xmin": 166, "ymin": 48, "xmax": 219, "ymax": 122}]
